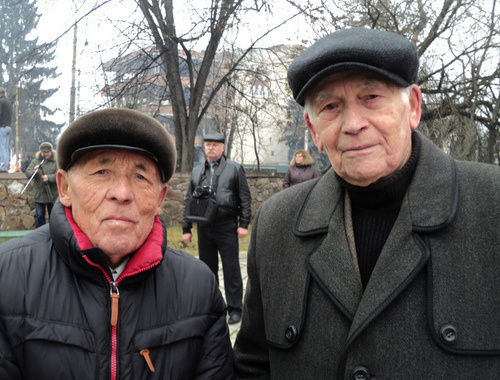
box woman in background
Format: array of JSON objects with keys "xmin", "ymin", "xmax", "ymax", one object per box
[{"xmin": 283, "ymin": 149, "xmax": 319, "ymax": 189}]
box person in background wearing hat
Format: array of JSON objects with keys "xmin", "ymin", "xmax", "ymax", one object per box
[
  {"xmin": 25, "ymin": 142, "xmax": 59, "ymax": 227},
  {"xmin": 182, "ymin": 132, "xmax": 252, "ymax": 325},
  {"xmin": 282, "ymin": 149, "xmax": 320, "ymax": 189},
  {"xmin": 234, "ymin": 28, "xmax": 499, "ymax": 378},
  {"xmin": 20, "ymin": 154, "xmax": 34, "ymax": 173},
  {"xmin": 0, "ymin": 86, "xmax": 12, "ymax": 172},
  {"xmin": 0, "ymin": 109, "xmax": 235, "ymax": 379}
]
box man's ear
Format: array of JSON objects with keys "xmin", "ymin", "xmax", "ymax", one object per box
[
  {"xmin": 409, "ymin": 84, "xmax": 422, "ymax": 130},
  {"xmin": 57, "ymin": 170, "xmax": 72, "ymax": 207},
  {"xmin": 304, "ymin": 111, "xmax": 324, "ymax": 151},
  {"xmin": 155, "ymin": 184, "xmax": 168, "ymax": 216}
]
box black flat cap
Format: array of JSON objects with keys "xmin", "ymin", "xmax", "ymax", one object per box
[
  {"xmin": 203, "ymin": 132, "xmax": 225, "ymax": 143},
  {"xmin": 288, "ymin": 28, "xmax": 419, "ymax": 106},
  {"xmin": 57, "ymin": 108, "xmax": 176, "ymax": 183}
]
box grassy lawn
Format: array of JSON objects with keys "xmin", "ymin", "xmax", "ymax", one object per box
[{"xmin": 166, "ymin": 225, "xmax": 252, "ymax": 257}]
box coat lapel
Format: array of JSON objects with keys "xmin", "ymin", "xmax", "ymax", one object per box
[
  {"xmin": 295, "ymin": 169, "xmax": 363, "ymax": 320},
  {"xmin": 307, "ymin": 211, "xmax": 364, "ymax": 320},
  {"xmin": 345, "ymin": 198, "xmax": 429, "ymax": 343}
]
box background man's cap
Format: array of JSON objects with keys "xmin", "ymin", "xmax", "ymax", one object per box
[
  {"xmin": 39, "ymin": 142, "xmax": 53, "ymax": 152},
  {"xmin": 203, "ymin": 132, "xmax": 225, "ymax": 143},
  {"xmin": 57, "ymin": 108, "xmax": 176, "ymax": 183},
  {"xmin": 0, "ymin": 87, "xmax": 5, "ymax": 94},
  {"xmin": 287, "ymin": 27, "xmax": 420, "ymax": 106}
]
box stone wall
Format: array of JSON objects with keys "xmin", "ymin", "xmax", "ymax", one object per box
[
  {"xmin": 156, "ymin": 170, "xmax": 284, "ymax": 227},
  {"xmin": 0, "ymin": 170, "xmax": 284, "ymax": 231},
  {"xmin": 0, "ymin": 174, "xmax": 37, "ymax": 230}
]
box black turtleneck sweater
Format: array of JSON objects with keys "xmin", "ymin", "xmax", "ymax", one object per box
[{"xmin": 336, "ymin": 133, "xmax": 421, "ymax": 289}]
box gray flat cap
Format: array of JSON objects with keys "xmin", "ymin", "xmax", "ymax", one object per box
[
  {"xmin": 288, "ymin": 28, "xmax": 419, "ymax": 106},
  {"xmin": 57, "ymin": 108, "xmax": 176, "ymax": 183},
  {"xmin": 203, "ymin": 132, "xmax": 225, "ymax": 143}
]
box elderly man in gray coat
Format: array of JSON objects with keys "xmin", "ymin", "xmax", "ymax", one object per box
[{"xmin": 234, "ymin": 28, "xmax": 499, "ymax": 379}]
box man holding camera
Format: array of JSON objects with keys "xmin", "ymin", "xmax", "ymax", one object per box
[{"xmin": 182, "ymin": 132, "xmax": 252, "ymax": 324}]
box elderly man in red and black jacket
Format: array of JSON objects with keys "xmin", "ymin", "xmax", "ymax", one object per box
[{"xmin": 0, "ymin": 108, "xmax": 236, "ymax": 379}]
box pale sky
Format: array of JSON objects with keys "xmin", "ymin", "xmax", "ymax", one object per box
[{"xmin": 37, "ymin": 0, "xmax": 141, "ymax": 125}]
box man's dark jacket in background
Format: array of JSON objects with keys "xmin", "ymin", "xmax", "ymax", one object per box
[{"xmin": 183, "ymin": 155, "xmax": 252, "ymax": 231}]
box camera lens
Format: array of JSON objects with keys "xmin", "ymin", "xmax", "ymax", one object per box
[{"xmin": 193, "ymin": 186, "xmax": 213, "ymax": 198}]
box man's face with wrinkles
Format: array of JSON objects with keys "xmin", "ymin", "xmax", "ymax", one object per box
[{"xmin": 57, "ymin": 148, "xmax": 167, "ymax": 266}]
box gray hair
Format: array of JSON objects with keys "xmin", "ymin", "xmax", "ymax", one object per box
[{"xmin": 399, "ymin": 86, "xmax": 411, "ymax": 107}]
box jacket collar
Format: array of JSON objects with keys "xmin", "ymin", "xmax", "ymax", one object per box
[
  {"xmin": 204, "ymin": 155, "xmax": 224, "ymax": 168},
  {"xmin": 294, "ymin": 131, "xmax": 458, "ymax": 236},
  {"xmin": 36, "ymin": 151, "xmax": 56, "ymax": 161}
]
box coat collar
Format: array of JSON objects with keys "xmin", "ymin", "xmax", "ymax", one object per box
[
  {"xmin": 294, "ymin": 131, "xmax": 458, "ymax": 236},
  {"xmin": 407, "ymin": 132, "xmax": 458, "ymax": 231},
  {"xmin": 293, "ymin": 168, "xmax": 342, "ymax": 236},
  {"xmin": 35, "ymin": 150, "xmax": 57, "ymax": 161},
  {"xmin": 204, "ymin": 155, "xmax": 224, "ymax": 168}
]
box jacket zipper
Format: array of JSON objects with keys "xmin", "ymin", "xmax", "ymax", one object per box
[
  {"xmin": 83, "ymin": 254, "xmax": 162, "ymax": 378},
  {"xmin": 81, "ymin": 256, "xmax": 119, "ymax": 380},
  {"xmin": 110, "ymin": 281, "xmax": 119, "ymax": 380},
  {"xmin": 109, "ymin": 261, "xmax": 161, "ymax": 377}
]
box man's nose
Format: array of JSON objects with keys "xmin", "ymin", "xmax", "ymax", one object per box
[
  {"xmin": 341, "ymin": 103, "xmax": 368, "ymax": 134},
  {"xmin": 108, "ymin": 177, "xmax": 133, "ymax": 202}
]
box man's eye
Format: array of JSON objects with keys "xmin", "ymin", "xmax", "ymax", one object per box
[
  {"xmin": 323, "ymin": 103, "xmax": 338, "ymax": 111},
  {"xmin": 136, "ymin": 173, "xmax": 153, "ymax": 182}
]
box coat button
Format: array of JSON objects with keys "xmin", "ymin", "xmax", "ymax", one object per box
[
  {"xmin": 440, "ymin": 324, "xmax": 458, "ymax": 344},
  {"xmin": 284, "ymin": 325, "xmax": 297, "ymax": 343},
  {"xmin": 352, "ymin": 366, "xmax": 370, "ymax": 380}
]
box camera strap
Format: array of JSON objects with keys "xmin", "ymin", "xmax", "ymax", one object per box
[{"xmin": 197, "ymin": 157, "xmax": 227, "ymax": 196}]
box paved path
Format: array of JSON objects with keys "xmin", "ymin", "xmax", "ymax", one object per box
[{"xmin": 217, "ymin": 251, "xmax": 248, "ymax": 346}]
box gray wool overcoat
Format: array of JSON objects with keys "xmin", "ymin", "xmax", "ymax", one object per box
[{"xmin": 234, "ymin": 132, "xmax": 499, "ymax": 379}]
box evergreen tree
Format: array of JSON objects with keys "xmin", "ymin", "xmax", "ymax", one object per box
[{"xmin": 0, "ymin": 0, "xmax": 62, "ymax": 161}]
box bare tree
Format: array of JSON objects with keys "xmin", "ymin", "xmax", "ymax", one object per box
[
  {"xmin": 132, "ymin": 0, "xmax": 302, "ymax": 172},
  {"xmin": 221, "ymin": 46, "xmax": 302, "ymax": 171}
]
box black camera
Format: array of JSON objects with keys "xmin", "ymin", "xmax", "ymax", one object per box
[{"xmin": 193, "ymin": 185, "xmax": 214, "ymax": 199}]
